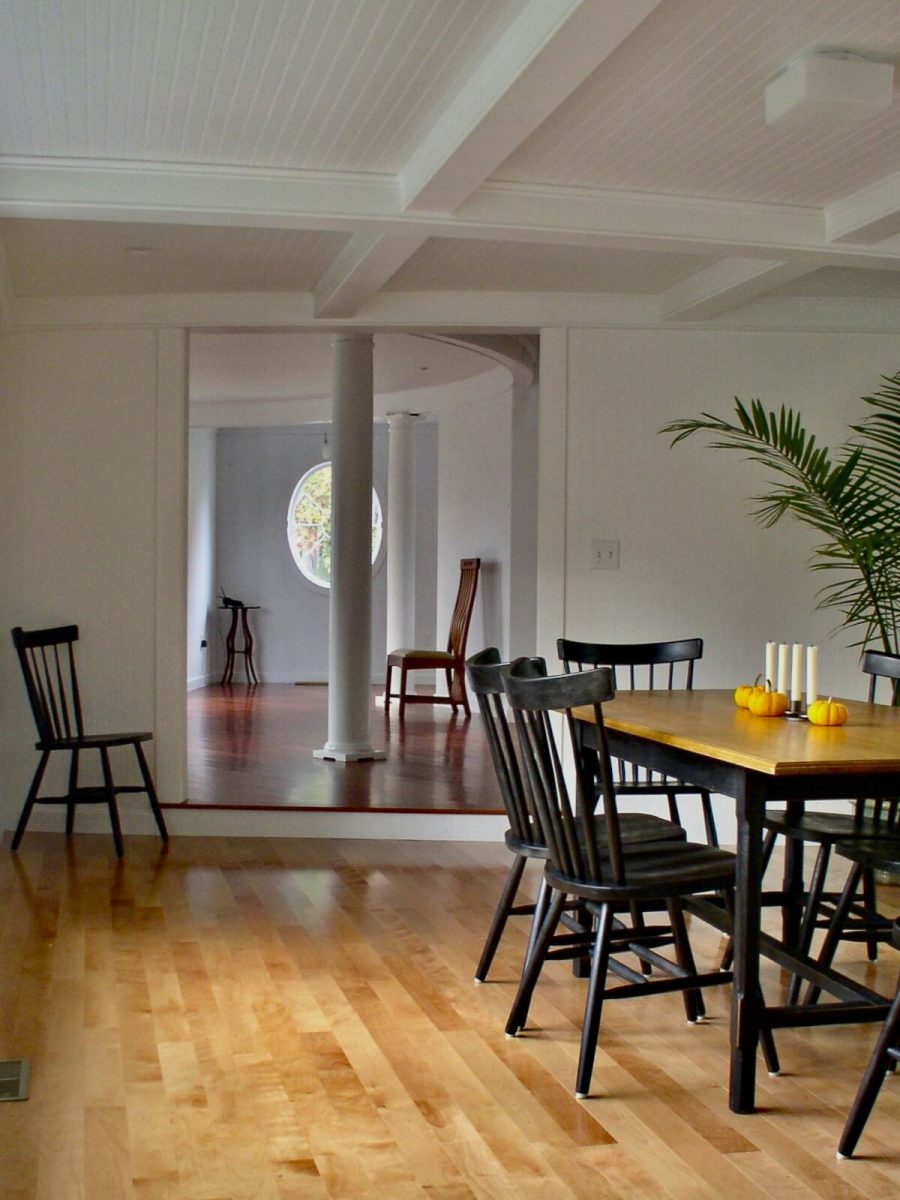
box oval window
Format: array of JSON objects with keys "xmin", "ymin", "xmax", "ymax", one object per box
[{"xmin": 287, "ymin": 462, "xmax": 383, "ymax": 589}]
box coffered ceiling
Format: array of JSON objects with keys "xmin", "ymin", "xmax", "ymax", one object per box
[{"xmin": 3, "ymin": 0, "xmax": 900, "ymax": 331}]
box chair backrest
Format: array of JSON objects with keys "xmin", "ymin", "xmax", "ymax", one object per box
[
  {"xmin": 558, "ymin": 638, "xmax": 702, "ymax": 789},
  {"xmin": 862, "ymin": 649, "xmax": 900, "ymax": 706},
  {"xmin": 11, "ymin": 625, "xmax": 85, "ymax": 744},
  {"xmin": 466, "ymin": 647, "xmax": 541, "ymax": 846},
  {"xmin": 558, "ymin": 637, "xmax": 703, "ymax": 691},
  {"xmin": 446, "ymin": 558, "xmax": 481, "ymax": 659},
  {"xmin": 503, "ymin": 657, "xmax": 624, "ymax": 887}
]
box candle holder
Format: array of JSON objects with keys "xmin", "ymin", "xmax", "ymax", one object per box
[{"xmin": 785, "ymin": 700, "xmax": 807, "ymax": 721}]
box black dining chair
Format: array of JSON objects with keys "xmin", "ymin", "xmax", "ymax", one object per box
[
  {"xmin": 558, "ymin": 638, "xmax": 720, "ymax": 847},
  {"xmin": 762, "ymin": 649, "xmax": 900, "ymax": 1003},
  {"xmin": 501, "ymin": 658, "xmax": 740, "ymax": 1099},
  {"xmin": 466, "ymin": 647, "xmax": 686, "ymax": 984},
  {"xmin": 836, "ymin": 916, "xmax": 900, "ymax": 1159},
  {"xmin": 10, "ymin": 624, "xmax": 169, "ymax": 857}
]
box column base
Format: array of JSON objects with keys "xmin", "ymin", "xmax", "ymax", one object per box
[{"xmin": 314, "ymin": 746, "xmax": 387, "ymax": 762}]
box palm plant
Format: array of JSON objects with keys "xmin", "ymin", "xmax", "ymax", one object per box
[{"xmin": 661, "ymin": 375, "xmax": 900, "ymax": 654}]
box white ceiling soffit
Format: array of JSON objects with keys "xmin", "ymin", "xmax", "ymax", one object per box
[
  {"xmin": 189, "ymin": 330, "xmax": 532, "ymax": 417},
  {"xmin": 3, "ymin": 1, "xmax": 900, "ymax": 327}
]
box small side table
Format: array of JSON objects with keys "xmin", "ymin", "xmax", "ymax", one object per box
[{"xmin": 219, "ymin": 604, "xmax": 260, "ymax": 685}]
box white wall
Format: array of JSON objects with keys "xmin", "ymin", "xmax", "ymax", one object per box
[
  {"xmin": 211, "ymin": 422, "xmax": 440, "ymax": 684},
  {"xmin": 436, "ymin": 387, "xmax": 514, "ymax": 668},
  {"xmin": 0, "ymin": 325, "xmax": 187, "ymax": 825},
  {"xmin": 546, "ymin": 326, "xmax": 900, "ymax": 840},
  {"xmin": 186, "ymin": 428, "xmax": 217, "ymax": 688}
]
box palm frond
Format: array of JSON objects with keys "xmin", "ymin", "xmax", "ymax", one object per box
[{"xmin": 661, "ymin": 387, "xmax": 899, "ymax": 653}]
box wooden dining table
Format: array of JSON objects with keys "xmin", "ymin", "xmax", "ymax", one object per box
[{"xmin": 572, "ymin": 688, "xmax": 900, "ymax": 1114}]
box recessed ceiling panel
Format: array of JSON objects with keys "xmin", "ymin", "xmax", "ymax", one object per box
[
  {"xmin": 499, "ymin": 0, "xmax": 900, "ymax": 207},
  {"xmin": 1, "ymin": 219, "xmax": 348, "ymax": 296},
  {"xmin": 190, "ymin": 331, "xmax": 504, "ymax": 404},
  {"xmin": 0, "ymin": 0, "xmax": 524, "ymax": 173},
  {"xmin": 767, "ymin": 265, "xmax": 900, "ymax": 298},
  {"xmin": 385, "ymin": 237, "xmax": 709, "ymax": 294}
]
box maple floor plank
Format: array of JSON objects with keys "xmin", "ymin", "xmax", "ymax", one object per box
[{"xmin": 0, "ymin": 833, "xmax": 897, "ymax": 1200}]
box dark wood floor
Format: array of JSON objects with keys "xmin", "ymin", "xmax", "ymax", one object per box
[{"xmin": 183, "ymin": 683, "xmax": 503, "ymax": 813}]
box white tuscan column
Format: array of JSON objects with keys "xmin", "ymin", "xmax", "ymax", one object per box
[
  {"xmin": 315, "ymin": 333, "xmax": 384, "ymax": 761},
  {"xmin": 385, "ymin": 411, "xmax": 418, "ymax": 653}
]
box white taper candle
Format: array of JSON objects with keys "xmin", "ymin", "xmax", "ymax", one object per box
[
  {"xmin": 791, "ymin": 643, "xmax": 803, "ymax": 703},
  {"xmin": 765, "ymin": 642, "xmax": 777, "ymax": 691},
  {"xmin": 777, "ymin": 643, "xmax": 789, "ymax": 695},
  {"xmin": 806, "ymin": 645, "xmax": 818, "ymax": 709}
]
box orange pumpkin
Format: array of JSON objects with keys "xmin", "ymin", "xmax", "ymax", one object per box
[
  {"xmin": 807, "ymin": 697, "xmax": 849, "ymax": 726},
  {"xmin": 748, "ymin": 688, "xmax": 789, "ymax": 717},
  {"xmin": 734, "ymin": 675, "xmax": 766, "ymax": 708}
]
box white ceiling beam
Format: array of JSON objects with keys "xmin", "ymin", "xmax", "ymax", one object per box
[
  {"xmin": 313, "ymin": 231, "xmax": 426, "ymax": 318},
  {"xmin": 825, "ymin": 168, "xmax": 900, "ymax": 244},
  {"xmin": 659, "ymin": 258, "xmax": 821, "ymax": 322},
  {"xmin": 5, "ymin": 158, "xmax": 900, "ymax": 272},
  {"xmin": 12, "ymin": 288, "xmax": 900, "ymax": 335},
  {"xmin": 399, "ymin": 0, "xmax": 662, "ymax": 214}
]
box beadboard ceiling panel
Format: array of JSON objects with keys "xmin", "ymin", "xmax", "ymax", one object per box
[
  {"xmin": 0, "ymin": 0, "xmax": 523, "ymax": 171},
  {"xmin": 384, "ymin": 237, "xmax": 709, "ymax": 293},
  {"xmin": 3, "ymin": 1, "xmax": 900, "ymax": 324},
  {"xmin": 1, "ymin": 218, "xmax": 348, "ymax": 296},
  {"xmin": 499, "ymin": 0, "xmax": 900, "ymax": 207}
]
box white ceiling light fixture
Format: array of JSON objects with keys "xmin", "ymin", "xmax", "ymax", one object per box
[{"xmin": 764, "ymin": 52, "xmax": 894, "ymax": 132}]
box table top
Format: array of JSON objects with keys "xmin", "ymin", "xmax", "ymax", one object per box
[{"xmin": 572, "ymin": 689, "xmax": 900, "ymax": 777}]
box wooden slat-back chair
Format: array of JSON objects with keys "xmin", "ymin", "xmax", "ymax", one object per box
[{"xmin": 386, "ymin": 557, "xmax": 480, "ymax": 718}]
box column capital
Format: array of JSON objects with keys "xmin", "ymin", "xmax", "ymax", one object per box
[{"xmin": 386, "ymin": 411, "xmax": 420, "ymax": 428}]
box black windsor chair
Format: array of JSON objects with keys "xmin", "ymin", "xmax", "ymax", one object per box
[
  {"xmin": 836, "ymin": 917, "xmax": 900, "ymax": 1159},
  {"xmin": 762, "ymin": 649, "xmax": 900, "ymax": 1003},
  {"xmin": 557, "ymin": 638, "xmax": 720, "ymax": 847},
  {"xmin": 466, "ymin": 648, "xmax": 686, "ymax": 984},
  {"xmin": 501, "ymin": 658, "xmax": 746, "ymax": 1100},
  {"xmin": 11, "ymin": 624, "xmax": 169, "ymax": 857}
]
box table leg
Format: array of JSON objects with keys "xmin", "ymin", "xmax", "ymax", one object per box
[
  {"xmin": 730, "ymin": 777, "xmax": 764, "ymax": 1113},
  {"xmin": 221, "ymin": 608, "xmax": 238, "ymax": 684},
  {"xmin": 240, "ymin": 607, "xmax": 259, "ymax": 684}
]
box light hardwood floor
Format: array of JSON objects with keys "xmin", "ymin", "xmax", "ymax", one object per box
[{"xmin": 1, "ymin": 833, "xmax": 897, "ymax": 1199}]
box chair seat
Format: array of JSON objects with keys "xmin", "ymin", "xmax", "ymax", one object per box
[
  {"xmin": 36, "ymin": 731, "xmax": 153, "ymax": 751},
  {"xmin": 834, "ymin": 836, "xmax": 900, "ymax": 874},
  {"xmin": 764, "ymin": 810, "xmax": 891, "ymax": 843},
  {"xmin": 546, "ymin": 840, "xmax": 735, "ymax": 904},
  {"xmin": 505, "ymin": 812, "xmax": 685, "ymax": 861},
  {"xmin": 388, "ymin": 648, "xmax": 457, "ymax": 664}
]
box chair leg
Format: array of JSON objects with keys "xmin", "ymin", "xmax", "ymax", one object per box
[
  {"xmin": 700, "ymin": 791, "xmax": 719, "ymax": 847},
  {"xmin": 456, "ymin": 668, "xmax": 471, "ymax": 717},
  {"xmin": 384, "ymin": 664, "xmax": 393, "ymax": 708},
  {"xmin": 837, "ymin": 987, "xmax": 900, "ymax": 1158},
  {"xmin": 667, "ymin": 897, "xmax": 705, "ymax": 1022},
  {"xmin": 575, "ymin": 903, "xmax": 615, "ymax": 1098},
  {"xmin": 474, "ymin": 854, "xmax": 527, "ymax": 983},
  {"xmin": 64, "ymin": 748, "xmax": 81, "ymax": 837},
  {"xmin": 785, "ymin": 843, "xmax": 832, "ymax": 1006},
  {"xmin": 803, "ymin": 863, "xmax": 863, "ymax": 1006},
  {"xmin": 100, "ymin": 747, "xmax": 124, "ymax": 858},
  {"xmin": 445, "ymin": 667, "xmax": 457, "ymax": 712},
  {"xmin": 505, "ymin": 888, "xmax": 565, "ymax": 1037},
  {"xmin": 134, "ymin": 742, "xmax": 169, "ymax": 843},
  {"xmin": 399, "ymin": 664, "xmax": 408, "ymax": 719},
  {"xmin": 523, "ymin": 876, "xmax": 553, "ymax": 975},
  {"xmin": 11, "ymin": 750, "xmax": 51, "ymax": 851},
  {"xmin": 861, "ymin": 868, "xmax": 880, "ymax": 962}
]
